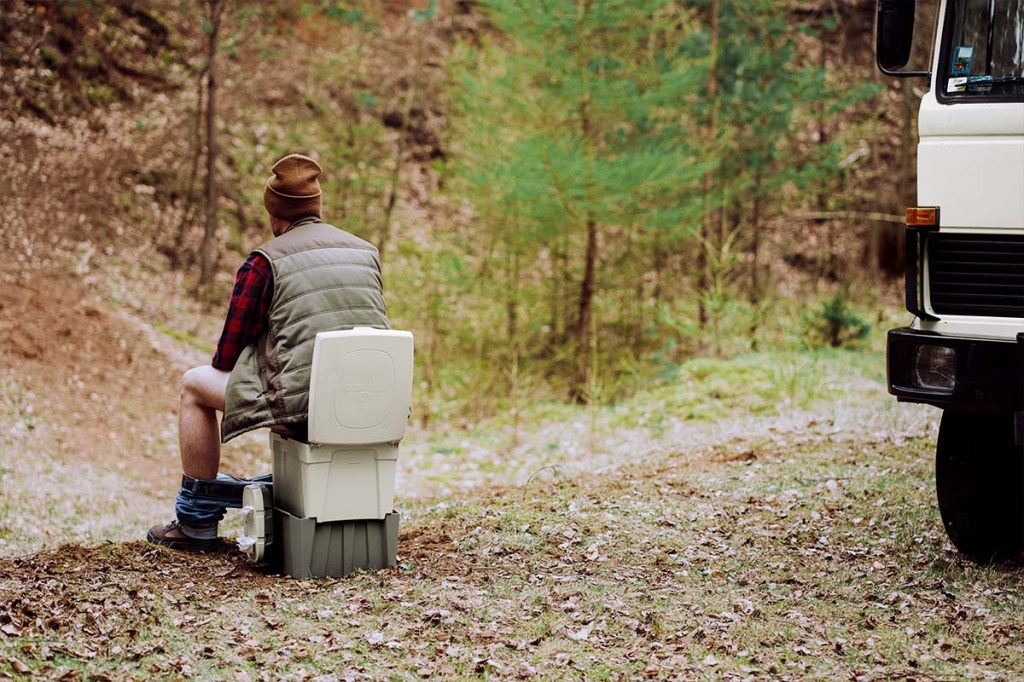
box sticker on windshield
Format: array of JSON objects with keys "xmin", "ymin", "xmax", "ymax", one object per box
[
  {"xmin": 967, "ymin": 75, "xmax": 993, "ymax": 93},
  {"xmin": 947, "ymin": 77, "xmax": 967, "ymax": 93},
  {"xmin": 951, "ymin": 46, "xmax": 974, "ymax": 75}
]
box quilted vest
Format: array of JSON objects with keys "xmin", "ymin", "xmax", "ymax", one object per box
[{"xmin": 220, "ymin": 218, "xmax": 390, "ymax": 442}]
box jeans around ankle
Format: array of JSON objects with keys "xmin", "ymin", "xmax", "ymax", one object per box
[{"xmin": 174, "ymin": 473, "xmax": 272, "ymax": 539}]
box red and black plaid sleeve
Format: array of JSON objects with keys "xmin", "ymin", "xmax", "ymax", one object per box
[{"xmin": 211, "ymin": 253, "xmax": 273, "ymax": 371}]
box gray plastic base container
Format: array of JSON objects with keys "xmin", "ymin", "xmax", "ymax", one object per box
[{"xmin": 268, "ymin": 508, "xmax": 399, "ymax": 579}]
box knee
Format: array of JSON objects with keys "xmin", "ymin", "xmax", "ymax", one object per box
[
  {"xmin": 180, "ymin": 365, "xmax": 229, "ymax": 411},
  {"xmin": 180, "ymin": 367, "xmax": 204, "ymax": 403}
]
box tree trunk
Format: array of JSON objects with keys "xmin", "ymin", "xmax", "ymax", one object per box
[
  {"xmin": 380, "ymin": 159, "xmax": 401, "ymax": 262},
  {"xmin": 199, "ymin": 0, "xmax": 222, "ymax": 287},
  {"xmin": 571, "ymin": 214, "xmax": 598, "ymax": 402},
  {"xmin": 652, "ymin": 233, "xmax": 664, "ymax": 308},
  {"xmin": 748, "ymin": 169, "xmax": 763, "ymax": 346},
  {"xmin": 698, "ymin": 0, "xmax": 719, "ymax": 332},
  {"xmin": 507, "ymin": 249, "xmax": 519, "ymax": 351},
  {"xmin": 379, "ymin": 19, "xmax": 430, "ymax": 262},
  {"xmin": 171, "ymin": 70, "xmax": 206, "ymax": 267},
  {"xmin": 816, "ymin": 29, "xmax": 836, "ymax": 283},
  {"xmin": 569, "ymin": 0, "xmax": 597, "ymax": 402},
  {"xmin": 422, "ymin": 255, "xmax": 440, "ymax": 429}
]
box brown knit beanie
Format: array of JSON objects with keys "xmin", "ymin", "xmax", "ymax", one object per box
[{"xmin": 263, "ymin": 154, "xmax": 323, "ymax": 221}]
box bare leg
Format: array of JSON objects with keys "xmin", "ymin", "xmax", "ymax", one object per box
[{"xmin": 179, "ymin": 365, "xmax": 230, "ymax": 479}]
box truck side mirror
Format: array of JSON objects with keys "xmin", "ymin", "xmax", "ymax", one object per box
[{"xmin": 877, "ymin": 0, "xmax": 917, "ymax": 72}]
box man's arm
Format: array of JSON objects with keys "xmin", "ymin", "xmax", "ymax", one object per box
[{"xmin": 211, "ymin": 253, "xmax": 274, "ymax": 371}]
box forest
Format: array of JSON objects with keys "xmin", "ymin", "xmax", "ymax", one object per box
[
  {"xmin": 3, "ymin": 0, "xmax": 918, "ymax": 417},
  {"xmin": 4, "ymin": 1, "xmax": 1024, "ymax": 680}
]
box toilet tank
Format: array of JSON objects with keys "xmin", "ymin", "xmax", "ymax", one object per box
[{"xmin": 307, "ymin": 328, "xmax": 414, "ymax": 445}]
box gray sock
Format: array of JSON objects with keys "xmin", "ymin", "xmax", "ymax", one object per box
[{"xmin": 179, "ymin": 523, "xmax": 218, "ymax": 540}]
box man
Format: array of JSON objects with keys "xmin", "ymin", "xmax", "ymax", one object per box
[{"xmin": 148, "ymin": 153, "xmax": 390, "ymax": 551}]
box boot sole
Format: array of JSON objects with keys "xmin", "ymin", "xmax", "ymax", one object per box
[{"xmin": 146, "ymin": 529, "xmax": 222, "ymax": 553}]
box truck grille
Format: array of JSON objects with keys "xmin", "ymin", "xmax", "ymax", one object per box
[{"xmin": 928, "ymin": 234, "xmax": 1024, "ymax": 318}]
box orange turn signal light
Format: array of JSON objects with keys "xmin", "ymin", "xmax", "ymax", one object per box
[{"xmin": 906, "ymin": 207, "xmax": 939, "ymax": 227}]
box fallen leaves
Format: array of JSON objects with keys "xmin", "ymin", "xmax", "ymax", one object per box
[
  {"xmin": 8, "ymin": 657, "xmax": 29, "ymax": 674},
  {"xmin": 566, "ymin": 622, "xmax": 592, "ymax": 642},
  {"xmin": 0, "ymin": 623, "xmax": 23, "ymax": 637},
  {"xmin": 0, "ymin": 384, "xmax": 1021, "ymax": 680}
]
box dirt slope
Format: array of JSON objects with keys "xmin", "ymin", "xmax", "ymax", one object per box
[
  {"xmin": 0, "ymin": 271, "xmax": 179, "ymax": 459},
  {"xmin": 0, "ymin": 265, "xmax": 187, "ymax": 552}
]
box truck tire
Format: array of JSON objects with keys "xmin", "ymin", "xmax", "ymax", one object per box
[{"xmin": 935, "ymin": 409, "xmax": 1023, "ymax": 562}]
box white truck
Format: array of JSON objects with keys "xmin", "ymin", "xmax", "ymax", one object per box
[{"xmin": 877, "ymin": 0, "xmax": 1024, "ymax": 560}]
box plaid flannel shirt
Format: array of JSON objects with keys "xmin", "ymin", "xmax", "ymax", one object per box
[{"xmin": 211, "ymin": 253, "xmax": 273, "ymax": 371}]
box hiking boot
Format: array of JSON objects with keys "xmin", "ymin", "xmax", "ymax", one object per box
[{"xmin": 146, "ymin": 520, "xmax": 220, "ymax": 552}]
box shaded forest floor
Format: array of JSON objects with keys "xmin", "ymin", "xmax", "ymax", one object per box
[{"xmin": 2, "ymin": 259, "xmax": 1024, "ymax": 680}]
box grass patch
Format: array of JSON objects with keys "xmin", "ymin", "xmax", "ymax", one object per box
[
  {"xmin": 411, "ymin": 348, "xmax": 887, "ymax": 476},
  {"xmin": 156, "ymin": 324, "xmax": 216, "ymax": 355}
]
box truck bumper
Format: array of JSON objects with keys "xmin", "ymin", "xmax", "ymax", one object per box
[{"xmin": 887, "ymin": 328, "xmax": 1024, "ymax": 412}]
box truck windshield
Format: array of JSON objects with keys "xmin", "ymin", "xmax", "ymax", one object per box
[{"xmin": 941, "ymin": 0, "xmax": 1024, "ymax": 99}]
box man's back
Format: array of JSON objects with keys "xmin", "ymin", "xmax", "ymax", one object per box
[{"xmin": 221, "ymin": 218, "xmax": 390, "ymax": 442}]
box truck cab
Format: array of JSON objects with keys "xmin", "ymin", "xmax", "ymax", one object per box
[{"xmin": 877, "ymin": 0, "xmax": 1024, "ymax": 560}]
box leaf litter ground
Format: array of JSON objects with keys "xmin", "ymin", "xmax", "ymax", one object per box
[{"xmin": 3, "ymin": 361, "xmax": 1024, "ymax": 679}]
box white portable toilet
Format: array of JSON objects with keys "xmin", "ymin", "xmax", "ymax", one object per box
[{"xmin": 240, "ymin": 327, "xmax": 413, "ymax": 578}]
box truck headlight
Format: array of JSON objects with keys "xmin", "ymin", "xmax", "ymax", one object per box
[{"xmin": 912, "ymin": 345, "xmax": 956, "ymax": 392}]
